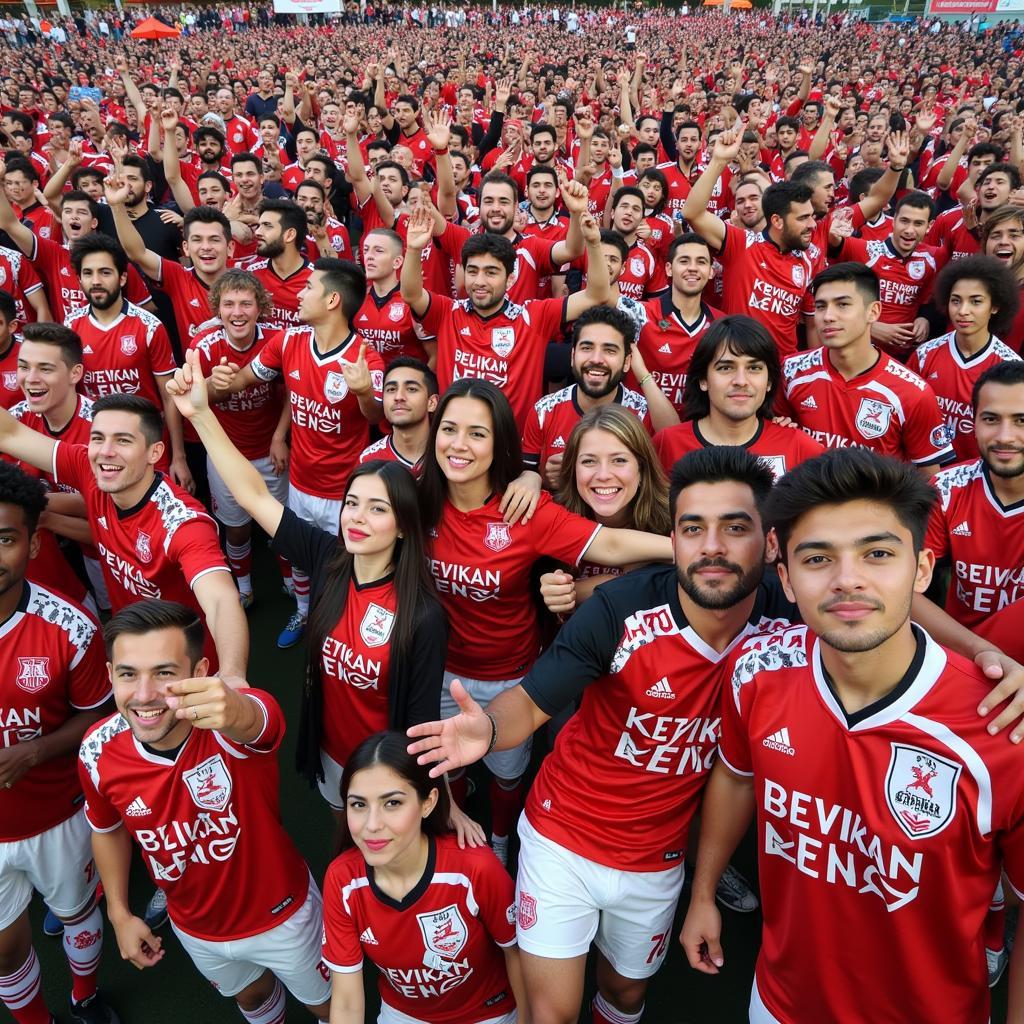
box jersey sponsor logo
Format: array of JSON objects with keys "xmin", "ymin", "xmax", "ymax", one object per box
[
  {"xmin": 854, "ymin": 397, "xmax": 893, "ymax": 440},
  {"xmin": 762, "ymin": 726, "xmax": 795, "ymax": 756},
  {"xmin": 2, "ymin": 371, "xmax": 16, "ymax": 391},
  {"xmin": 884, "ymin": 743, "xmax": 961, "ymax": 841},
  {"xmin": 491, "ymin": 327, "xmax": 515, "ymax": 358},
  {"xmin": 517, "ymin": 891, "xmax": 537, "ymax": 930},
  {"xmin": 324, "ymin": 370, "xmax": 349, "ymax": 404},
  {"xmin": 951, "ymin": 521, "xmax": 971, "ymax": 537},
  {"xmin": 758, "ymin": 455, "xmax": 787, "ymax": 481},
  {"xmin": 182, "ymin": 754, "xmax": 233, "ymax": 813},
  {"xmin": 135, "ymin": 531, "xmax": 153, "ymax": 565},
  {"xmin": 483, "ymin": 522, "xmax": 512, "ymax": 552},
  {"xmin": 15, "ymin": 656, "xmax": 50, "ymax": 693},
  {"xmin": 417, "ymin": 904, "xmax": 468, "ymax": 963},
  {"xmin": 907, "ymin": 259, "xmax": 926, "ymax": 280},
  {"xmin": 120, "ymin": 335, "xmax": 138, "ymax": 356},
  {"xmin": 387, "ymin": 303, "xmax": 405, "ymax": 323},
  {"xmin": 645, "ymin": 677, "xmax": 675, "ymax": 699},
  {"xmin": 125, "ymin": 795, "xmax": 153, "ymax": 817},
  {"xmin": 359, "ymin": 603, "xmax": 395, "ymax": 648}
]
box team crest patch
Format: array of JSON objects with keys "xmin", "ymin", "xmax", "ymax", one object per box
[
  {"xmin": 791, "ymin": 264, "xmax": 805, "ymax": 288},
  {"xmin": 629, "ymin": 256, "xmax": 645, "ymax": 277},
  {"xmin": 855, "ymin": 397, "xmax": 893, "ymax": 439},
  {"xmin": 0, "ymin": 266, "xmax": 7, "ymax": 286},
  {"xmin": 517, "ymin": 891, "xmax": 537, "ymax": 929},
  {"xmin": 38, "ymin": 225, "xmax": 50, "ymax": 239},
  {"xmin": 183, "ymin": 754, "xmax": 233, "ymax": 812},
  {"xmin": 324, "ymin": 370, "xmax": 349, "ymax": 404},
  {"xmin": 135, "ymin": 531, "xmax": 153, "ymax": 564},
  {"xmin": 885, "ymin": 743, "xmax": 960, "ymax": 840},
  {"xmin": 491, "ymin": 327, "xmax": 515, "ymax": 358},
  {"xmin": 758, "ymin": 455, "xmax": 787, "ymax": 481},
  {"xmin": 930, "ymin": 423, "xmax": 953, "ymax": 448},
  {"xmin": 417, "ymin": 905, "xmax": 468, "ymax": 962},
  {"xmin": 120, "ymin": 335, "xmax": 138, "ymax": 356},
  {"xmin": 484, "ymin": 522, "xmax": 512, "ymax": 552},
  {"xmin": 16, "ymin": 656, "xmax": 50, "ymax": 693},
  {"xmin": 2, "ymin": 371, "xmax": 16, "ymax": 390},
  {"xmin": 359, "ymin": 603, "xmax": 395, "ymax": 648},
  {"xmin": 387, "ymin": 303, "xmax": 404, "ymax": 323},
  {"xmin": 908, "ymin": 260, "xmax": 926, "ymax": 281}
]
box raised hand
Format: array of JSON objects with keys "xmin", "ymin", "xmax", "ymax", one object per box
[
  {"xmin": 165, "ymin": 349, "xmax": 212, "ymax": 416},
  {"xmin": 425, "ymin": 109, "xmax": 451, "ymax": 151},
  {"xmin": 405, "ymin": 205, "xmax": 434, "ymax": 250},
  {"xmin": 103, "ymin": 172, "xmax": 130, "ymax": 206},
  {"xmin": 560, "ymin": 175, "xmax": 591, "ymax": 216},
  {"xmin": 159, "ymin": 105, "xmax": 178, "ymax": 133},
  {"xmin": 406, "ymin": 680, "xmax": 493, "ymax": 777},
  {"xmin": 712, "ymin": 126, "xmax": 743, "ymax": 164},
  {"xmin": 341, "ymin": 341, "xmax": 373, "ymax": 397}
]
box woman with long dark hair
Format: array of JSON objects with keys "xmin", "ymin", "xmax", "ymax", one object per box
[
  {"xmin": 419, "ymin": 378, "xmax": 672, "ymax": 864},
  {"xmin": 323, "ymin": 732, "xmax": 525, "ymax": 1024}
]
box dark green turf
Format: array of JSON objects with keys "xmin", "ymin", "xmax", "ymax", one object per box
[{"xmin": 28, "ymin": 543, "xmax": 1012, "ymax": 1022}]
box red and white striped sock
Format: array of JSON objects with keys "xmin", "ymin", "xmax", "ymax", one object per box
[
  {"xmin": 0, "ymin": 948, "xmax": 50, "ymax": 1024},
  {"xmin": 592, "ymin": 992, "xmax": 643, "ymax": 1024},
  {"xmin": 226, "ymin": 540, "xmax": 253, "ymax": 595},
  {"xmin": 292, "ymin": 571, "xmax": 310, "ymax": 619},
  {"xmin": 275, "ymin": 554, "xmax": 293, "ymax": 591},
  {"xmin": 63, "ymin": 903, "xmax": 102, "ymax": 1004},
  {"xmin": 239, "ymin": 979, "xmax": 286, "ymax": 1024}
]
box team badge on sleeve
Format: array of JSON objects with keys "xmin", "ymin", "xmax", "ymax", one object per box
[
  {"xmin": 483, "ymin": 522, "xmax": 512, "ymax": 552},
  {"xmin": 417, "ymin": 905, "xmax": 468, "ymax": 964},
  {"xmin": 491, "ymin": 328, "xmax": 515, "ymax": 358},
  {"xmin": 884, "ymin": 743, "xmax": 961, "ymax": 840},
  {"xmin": 120, "ymin": 335, "xmax": 138, "ymax": 356},
  {"xmin": 855, "ymin": 397, "xmax": 893, "ymax": 439},
  {"xmin": 16, "ymin": 656, "xmax": 50, "ymax": 693},
  {"xmin": 183, "ymin": 754, "xmax": 233, "ymax": 812},
  {"xmin": 324, "ymin": 370, "xmax": 349, "ymax": 404},
  {"xmin": 359, "ymin": 603, "xmax": 395, "ymax": 648}
]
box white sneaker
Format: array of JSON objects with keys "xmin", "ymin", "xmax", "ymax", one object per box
[
  {"xmin": 491, "ymin": 835, "xmax": 509, "ymax": 868},
  {"xmin": 987, "ymin": 946, "xmax": 1008, "ymax": 987}
]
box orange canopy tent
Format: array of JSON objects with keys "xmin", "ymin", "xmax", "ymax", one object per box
[{"xmin": 130, "ymin": 17, "xmax": 181, "ymax": 39}]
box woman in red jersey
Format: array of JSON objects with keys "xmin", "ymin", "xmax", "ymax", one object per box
[
  {"xmin": 323, "ymin": 732, "xmax": 524, "ymax": 1024},
  {"xmin": 419, "ymin": 378, "xmax": 672, "ymax": 864}
]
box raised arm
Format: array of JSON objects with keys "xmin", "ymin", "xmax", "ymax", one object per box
[
  {"xmin": 425, "ymin": 110, "xmax": 456, "ymax": 220},
  {"xmin": 552, "ymin": 173, "xmax": 588, "ymax": 265},
  {"xmin": 858, "ymin": 129, "xmax": 910, "ymax": 222},
  {"xmin": 808, "ymin": 94, "xmax": 839, "ymax": 161},
  {"xmin": 565, "ymin": 210, "xmax": 610, "ymax": 319},
  {"xmin": 0, "ymin": 403, "xmax": 58, "ymax": 473},
  {"xmin": 682, "ymin": 128, "xmax": 740, "ymax": 251},
  {"xmin": 104, "ymin": 173, "xmax": 162, "ymax": 280},
  {"xmin": 42, "ymin": 139, "xmax": 83, "ymax": 208},
  {"xmin": 400, "ymin": 206, "xmax": 433, "ymax": 317}
]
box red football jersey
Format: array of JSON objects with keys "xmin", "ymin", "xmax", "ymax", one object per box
[
  {"xmin": 522, "ymin": 568, "xmax": 795, "ymax": 870},
  {"xmin": 355, "ymin": 286, "xmax": 435, "ymax": 364},
  {"xmin": 390, "ymin": 212, "xmax": 456, "ymax": 297},
  {"xmin": 910, "ymin": 332, "xmax": 1021, "ymax": 463},
  {"xmin": 926, "ymin": 206, "xmax": 981, "ymax": 263},
  {"xmin": 250, "ymin": 325, "xmax": 384, "ymax": 497},
  {"xmin": 1, "ymin": 580, "xmax": 109, "ymax": 841},
  {"xmin": 0, "ymin": 336, "xmax": 21, "ymax": 408},
  {"xmin": 303, "ymin": 219, "xmax": 352, "ymax": 263},
  {"xmin": 358, "ymin": 435, "xmax": 423, "ymax": 477},
  {"xmin": 716, "ymin": 224, "xmax": 820, "ymax": 358},
  {"xmin": 52, "ymin": 442, "xmax": 228, "ymax": 663},
  {"xmin": 721, "ymin": 624, "xmax": 1024, "ymax": 1024},
  {"xmin": 191, "ymin": 322, "xmax": 285, "ymax": 462},
  {"xmin": 850, "ymin": 204, "xmax": 893, "ymax": 243},
  {"xmin": 656, "ymin": 160, "xmax": 704, "ymax": 217},
  {"xmin": 222, "ymin": 114, "xmax": 258, "ymax": 156},
  {"xmin": 520, "ymin": 212, "xmax": 570, "ymax": 245},
  {"xmin": 242, "ymin": 258, "xmax": 313, "ymax": 330},
  {"xmin": 66, "ymin": 301, "xmax": 176, "ymax": 410},
  {"xmin": 652, "ymin": 419, "xmax": 824, "ymax": 480},
  {"xmin": 611, "ymin": 241, "xmax": 666, "ymax": 302},
  {"xmin": 154, "ymin": 258, "xmax": 218, "ymax": 341},
  {"xmin": 0, "ymin": 244, "xmax": 44, "ymax": 323},
  {"xmin": 428, "ymin": 492, "xmax": 601, "ymax": 679},
  {"xmin": 30, "ymin": 236, "xmax": 152, "ymax": 322},
  {"xmin": 643, "ymin": 213, "xmax": 675, "ymax": 267},
  {"xmin": 322, "ymin": 836, "xmax": 516, "ymax": 1024},
  {"xmin": 778, "ymin": 346, "xmax": 956, "ymax": 466},
  {"xmin": 836, "ymin": 237, "xmax": 942, "ymax": 328},
  {"xmin": 926, "ymin": 459, "xmax": 1024, "ymax": 632},
  {"xmin": 521, "ymin": 383, "xmax": 650, "ymax": 471},
  {"xmin": 78, "ymin": 690, "xmax": 312, "ymax": 942},
  {"xmin": 420, "ymin": 294, "xmax": 565, "ymax": 429},
  {"xmin": 629, "ymin": 295, "xmax": 722, "ymax": 413}
]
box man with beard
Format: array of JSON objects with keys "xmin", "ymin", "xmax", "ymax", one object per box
[
  {"xmin": 983, "ymin": 205, "xmax": 1024, "ymax": 352},
  {"xmin": 928, "ymin": 163, "xmax": 1021, "ymax": 263},
  {"xmin": 295, "ymin": 180, "xmax": 351, "ymax": 262},
  {"xmin": 214, "ymin": 87, "xmax": 258, "ymax": 157},
  {"xmin": 732, "ymin": 176, "xmax": 767, "ymax": 232},
  {"xmin": 407, "ymin": 447, "xmax": 796, "ymax": 1024},
  {"xmin": 107, "ymin": 156, "xmax": 181, "ymax": 263},
  {"xmin": 66, "ymin": 234, "xmax": 191, "ymax": 491},
  {"xmin": 521, "ymin": 305, "xmax": 677, "ymax": 488},
  {"xmin": 245, "ymin": 199, "xmax": 313, "ymax": 329}
]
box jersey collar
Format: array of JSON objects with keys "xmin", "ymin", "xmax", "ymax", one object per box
[
  {"xmin": 694, "ymin": 417, "xmax": 763, "ymax": 450},
  {"xmin": 115, "ymin": 471, "xmax": 162, "ymax": 520},
  {"xmin": 367, "ymin": 834, "xmax": 436, "ymax": 911},
  {"xmin": 659, "ymin": 291, "xmax": 710, "ymax": 334},
  {"xmin": 981, "ymin": 461, "xmax": 1024, "ymax": 515},
  {"xmin": 368, "ymin": 284, "xmax": 400, "ymax": 310}
]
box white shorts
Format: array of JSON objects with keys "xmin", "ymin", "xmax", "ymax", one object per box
[
  {"xmin": 171, "ymin": 880, "xmax": 331, "ymax": 1005},
  {"xmin": 317, "ymin": 748, "xmax": 344, "ymax": 811},
  {"xmin": 514, "ymin": 814, "xmax": 685, "ymax": 980},
  {"xmin": 288, "ymin": 483, "xmax": 341, "ymax": 535},
  {"xmin": 440, "ymin": 671, "xmax": 531, "ymax": 780},
  {"xmin": 0, "ymin": 809, "xmax": 97, "ymax": 930},
  {"xmin": 379, "ymin": 1003, "xmax": 517, "ymax": 1024},
  {"xmin": 209, "ymin": 455, "xmax": 288, "ymax": 528}
]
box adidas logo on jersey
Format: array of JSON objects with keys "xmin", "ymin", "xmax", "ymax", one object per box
[
  {"xmin": 801, "ymin": 396, "xmax": 818, "ymax": 409},
  {"xmin": 460, "ymin": 327, "xmax": 472, "ymax": 336},
  {"xmin": 189, "ymin": 298, "xmax": 200, "ymax": 307},
  {"xmin": 358, "ymin": 314, "xmax": 368, "ymax": 322},
  {"xmin": 359, "ymin": 928, "xmax": 379, "ymax": 945},
  {"xmin": 645, "ymin": 677, "xmax": 675, "ymax": 700},
  {"xmin": 929, "ymin": 372, "xmax": 939, "ymax": 380},
  {"xmin": 659, "ymin": 342, "xmax": 672, "ymax": 353},
  {"xmin": 82, "ymin": 345, "xmax": 93, "ymax": 354},
  {"xmin": 552, "ymin": 436, "xmax": 566, "ymax": 449},
  {"xmin": 125, "ymin": 796, "xmax": 152, "ymax": 817},
  {"xmin": 763, "ymin": 727, "xmax": 795, "ymax": 756},
  {"xmin": 541, "ymin": 799, "xmax": 552, "ymax": 811},
  {"xmin": 289, "ymin": 370, "xmax": 301, "ymax": 380},
  {"xmin": 952, "ymin": 521, "xmax": 972, "ymax": 537}
]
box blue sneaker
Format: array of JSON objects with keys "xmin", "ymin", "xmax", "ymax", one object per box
[
  {"xmin": 42, "ymin": 905, "xmax": 63, "ymax": 936},
  {"xmin": 143, "ymin": 888, "xmax": 168, "ymax": 931},
  {"xmin": 277, "ymin": 611, "xmax": 306, "ymax": 649}
]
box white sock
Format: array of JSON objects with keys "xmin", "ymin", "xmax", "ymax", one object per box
[
  {"xmin": 593, "ymin": 991, "xmax": 643, "ymax": 1024},
  {"xmin": 0, "ymin": 947, "xmax": 42, "ymax": 1011},
  {"xmin": 238, "ymin": 979, "xmax": 285, "ymax": 1024}
]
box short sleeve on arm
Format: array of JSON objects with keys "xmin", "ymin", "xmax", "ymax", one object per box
[{"xmin": 321, "ymin": 859, "xmax": 365, "ymax": 973}]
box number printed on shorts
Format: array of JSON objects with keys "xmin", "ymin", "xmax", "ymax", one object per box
[{"xmin": 647, "ymin": 932, "xmax": 668, "ymax": 965}]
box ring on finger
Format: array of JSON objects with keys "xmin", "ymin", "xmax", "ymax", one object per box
[{"xmin": 192, "ymin": 706, "xmax": 199, "ymax": 722}]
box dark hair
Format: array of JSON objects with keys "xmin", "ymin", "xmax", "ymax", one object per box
[
  {"xmin": 766, "ymin": 448, "xmax": 936, "ymax": 559},
  {"xmin": 611, "ymin": 186, "xmax": 645, "ymax": 213},
  {"xmin": 0, "ymin": 460, "xmax": 47, "ymax": 534},
  {"xmin": 762, "ymin": 181, "xmax": 813, "ymax": 225},
  {"xmin": 668, "ymin": 446, "xmax": 774, "ymax": 525},
  {"xmin": 531, "ymin": 123, "xmax": 556, "ymax": 144},
  {"xmin": 258, "ymin": 198, "xmax": 308, "ymax": 251},
  {"xmin": 479, "ymin": 172, "xmax": 518, "ymax": 203},
  {"xmin": 972, "ymin": 358, "xmax": 1024, "ymax": 412},
  {"xmin": 775, "ymin": 115, "xmax": 801, "ymax": 134},
  {"xmin": 70, "ymin": 168, "xmax": 104, "ymax": 191},
  {"xmin": 293, "ymin": 124, "xmax": 319, "ymax": 144},
  {"xmin": 120, "ymin": 153, "xmax": 151, "ymax": 184},
  {"xmin": 230, "ymin": 151, "xmax": 262, "ymax": 175},
  {"xmin": 572, "ymin": 303, "xmax": 635, "ymax": 349},
  {"xmin": 526, "ymin": 163, "xmax": 559, "ymax": 188},
  {"xmin": 384, "ymin": 355, "xmax": 438, "ymax": 396},
  {"xmin": 374, "ymin": 159, "xmax": 410, "ymax": 189},
  {"xmin": 184, "ymin": 204, "xmax": 232, "ymax": 242},
  {"xmin": 977, "ymin": 162, "xmax": 1023, "ymax": 192},
  {"xmin": 967, "ymin": 142, "xmax": 1004, "ymax": 165},
  {"xmin": 682, "ymin": 315, "xmax": 780, "ymax": 421},
  {"xmin": 981, "ymin": 204, "xmax": 1024, "ymax": 249},
  {"xmin": 599, "ymin": 229, "xmax": 629, "ymax": 263},
  {"xmin": 259, "ymin": 112, "xmax": 281, "ymax": 128},
  {"xmin": 197, "ymin": 170, "xmax": 231, "ymax": 192},
  {"xmin": 934, "ymin": 254, "xmax": 1020, "ymax": 338},
  {"xmin": 676, "ymin": 120, "xmax": 702, "ymax": 139},
  {"xmin": 420, "ymin": 379, "xmax": 522, "ymax": 528},
  {"xmin": 305, "ymin": 154, "xmax": 337, "ymax": 181},
  {"xmin": 312, "ymin": 257, "xmax": 366, "ymax": 322},
  {"xmin": 333, "ymin": 731, "xmax": 450, "ymax": 852},
  {"xmin": 790, "ymin": 159, "xmax": 834, "ymax": 187},
  {"xmin": 21, "ymin": 322, "xmax": 82, "ymax": 367},
  {"xmin": 194, "ymin": 125, "xmax": 226, "ymax": 148},
  {"xmin": 91, "ymin": 394, "xmax": 164, "ymax": 446},
  {"xmin": 70, "ymin": 232, "xmax": 128, "ymax": 277},
  {"xmin": 103, "ymin": 599, "xmax": 205, "ymax": 666},
  {"xmin": 848, "ymin": 166, "xmax": 885, "ymax": 205},
  {"xmin": 296, "ymin": 178, "xmax": 326, "ymax": 201},
  {"xmin": 638, "ymin": 168, "xmax": 669, "ymax": 215},
  {"xmin": 300, "ymin": 462, "xmax": 441, "ymax": 783},
  {"xmin": 893, "ymin": 190, "xmax": 936, "ymax": 220},
  {"xmin": 395, "ymin": 93, "xmax": 420, "ymax": 112},
  {"xmin": 668, "ymin": 232, "xmax": 712, "ymax": 264},
  {"xmin": 60, "ymin": 189, "xmax": 101, "ymax": 223},
  {"xmin": 0, "ymin": 288, "xmax": 17, "ymax": 323},
  {"xmin": 811, "ymin": 261, "xmax": 880, "ymax": 303},
  {"xmin": 461, "ymin": 232, "xmax": 515, "ymax": 276}
]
